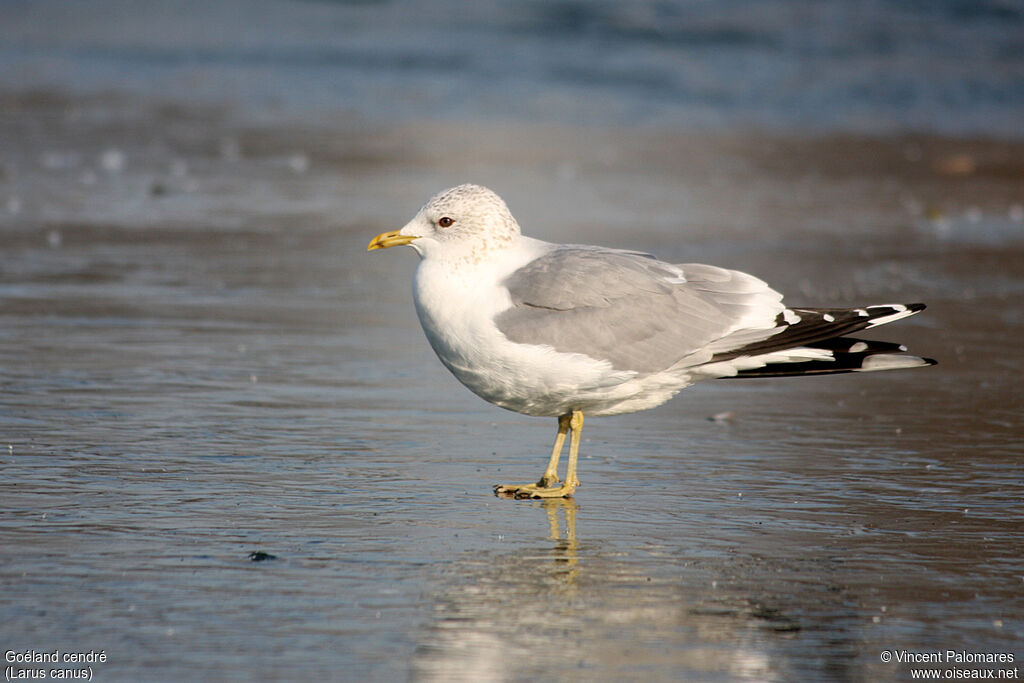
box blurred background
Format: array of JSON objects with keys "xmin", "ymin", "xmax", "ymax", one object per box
[
  {"xmin": 1, "ymin": 1, "xmax": 1022, "ymax": 681},
  {"xmin": 3, "ymin": 0, "xmax": 1023, "ymax": 133}
]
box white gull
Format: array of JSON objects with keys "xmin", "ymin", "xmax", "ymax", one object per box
[{"xmin": 368, "ymin": 184, "xmax": 935, "ymax": 499}]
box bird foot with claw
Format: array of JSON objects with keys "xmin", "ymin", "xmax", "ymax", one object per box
[{"xmin": 494, "ymin": 480, "xmax": 578, "ymax": 499}]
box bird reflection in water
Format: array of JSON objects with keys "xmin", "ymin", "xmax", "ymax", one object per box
[{"xmin": 540, "ymin": 498, "xmax": 578, "ymax": 582}]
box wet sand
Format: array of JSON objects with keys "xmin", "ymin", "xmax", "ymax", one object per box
[{"xmin": 1, "ymin": 92, "xmax": 1022, "ymax": 681}]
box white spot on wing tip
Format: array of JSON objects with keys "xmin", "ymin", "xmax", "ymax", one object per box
[
  {"xmin": 823, "ymin": 313, "xmax": 835, "ymax": 322},
  {"xmin": 864, "ymin": 304, "xmax": 920, "ymax": 328},
  {"xmin": 782, "ymin": 309, "xmax": 801, "ymax": 325},
  {"xmin": 849, "ymin": 341, "xmax": 868, "ymax": 353},
  {"xmin": 858, "ymin": 354, "xmax": 931, "ymax": 372}
]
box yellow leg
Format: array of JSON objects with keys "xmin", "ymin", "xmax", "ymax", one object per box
[
  {"xmin": 494, "ymin": 411, "xmax": 583, "ymax": 499},
  {"xmin": 494, "ymin": 413, "xmax": 569, "ymax": 496},
  {"xmin": 538, "ymin": 413, "xmax": 571, "ymax": 486}
]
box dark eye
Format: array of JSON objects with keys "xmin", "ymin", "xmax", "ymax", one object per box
[{"xmin": 438, "ymin": 216, "xmax": 454, "ymax": 228}]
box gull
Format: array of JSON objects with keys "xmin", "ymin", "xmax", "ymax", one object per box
[{"xmin": 368, "ymin": 184, "xmax": 935, "ymax": 499}]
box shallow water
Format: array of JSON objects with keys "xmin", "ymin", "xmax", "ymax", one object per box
[{"xmin": 1, "ymin": 89, "xmax": 1022, "ymax": 681}]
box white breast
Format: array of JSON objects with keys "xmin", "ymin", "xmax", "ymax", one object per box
[{"xmin": 409, "ymin": 239, "xmax": 641, "ymax": 417}]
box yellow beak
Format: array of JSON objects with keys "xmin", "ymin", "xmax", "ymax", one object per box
[{"xmin": 367, "ymin": 230, "xmax": 419, "ymax": 251}]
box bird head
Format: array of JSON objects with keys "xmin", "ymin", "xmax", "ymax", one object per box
[{"xmin": 368, "ymin": 184, "xmax": 521, "ymax": 261}]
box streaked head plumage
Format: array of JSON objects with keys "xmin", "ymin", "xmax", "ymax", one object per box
[{"xmin": 395, "ymin": 184, "xmax": 521, "ymax": 260}]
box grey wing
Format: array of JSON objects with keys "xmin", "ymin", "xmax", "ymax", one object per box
[{"xmin": 494, "ymin": 247, "xmax": 785, "ymax": 374}]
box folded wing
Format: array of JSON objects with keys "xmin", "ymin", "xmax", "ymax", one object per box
[
  {"xmin": 495, "ymin": 246, "xmax": 933, "ymax": 378},
  {"xmin": 494, "ymin": 247, "xmax": 785, "ymax": 374}
]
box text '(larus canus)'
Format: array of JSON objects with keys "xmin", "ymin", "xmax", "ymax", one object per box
[{"xmin": 368, "ymin": 184, "xmax": 935, "ymax": 499}]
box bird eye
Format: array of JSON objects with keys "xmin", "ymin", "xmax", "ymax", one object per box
[{"xmin": 438, "ymin": 216, "xmax": 454, "ymax": 228}]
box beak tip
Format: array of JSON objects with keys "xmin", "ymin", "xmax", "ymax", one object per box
[{"xmin": 367, "ymin": 230, "xmax": 418, "ymax": 252}]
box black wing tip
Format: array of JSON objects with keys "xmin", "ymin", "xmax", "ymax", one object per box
[
  {"xmin": 868, "ymin": 302, "xmax": 927, "ymax": 315},
  {"xmin": 723, "ymin": 345, "xmax": 938, "ymax": 379}
]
